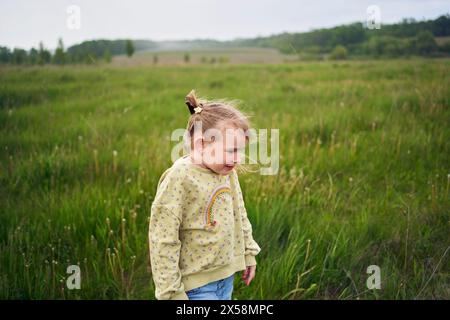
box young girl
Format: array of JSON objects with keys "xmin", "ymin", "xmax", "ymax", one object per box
[{"xmin": 149, "ymin": 90, "xmax": 261, "ymax": 300}]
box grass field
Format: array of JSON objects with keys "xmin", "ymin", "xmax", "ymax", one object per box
[{"xmin": 0, "ymin": 59, "xmax": 449, "ymax": 299}]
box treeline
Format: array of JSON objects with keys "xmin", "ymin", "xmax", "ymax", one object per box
[
  {"xmin": 232, "ymin": 14, "xmax": 450, "ymax": 59},
  {"xmin": 0, "ymin": 38, "xmax": 144, "ymax": 65},
  {"xmin": 1, "ymin": 14, "xmax": 450, "ymax": 65}
]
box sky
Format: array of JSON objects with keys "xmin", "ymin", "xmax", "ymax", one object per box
[{"xmin": 0, "ymin": 0, "xmax": 449, "ymax": 50}]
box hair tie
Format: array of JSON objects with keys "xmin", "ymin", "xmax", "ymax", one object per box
[{"xmin": 193, "ymin": 105, "xmax": 203, "ymax": 114}]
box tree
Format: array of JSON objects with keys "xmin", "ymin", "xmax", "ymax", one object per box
[
  {"xmin": 431, "ymin": 14, "xmax": 450, "ymax": 37},
  {"xmin": 414, "ymin": 30, "xmax": 438, "ymax": 55},
  {"xmin": 126, "ymin": 40, "xmax": 134, "ymax": 57},
  {"xmin": 53, "ymin": 38, "xmax": 66, "ymax": 64},
  {"xmin": 12, "ymin": 48, "xmax": 27, "ymax": 64},
  {"xmin": 364, "ymin": 36, "xmax": 407, "ymax": 57},
  {"xmin": 38, "ymin": 42, "xmax": 51, "ymax": 65},
  {"xmin": 330, "ymin": 44, "xmax": 348, "ymax": 60},
  {"xmin": 28, "ymin": 48, "xmax": 39, "ymax": 65},
  {"xmin": 0, "ymin": 46, "xmax": 11, "ymax": 64}
]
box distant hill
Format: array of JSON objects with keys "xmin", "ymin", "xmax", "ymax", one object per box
[{"xmin": 228, "ymin": 14, "xmax": 450, "ymax": 57}]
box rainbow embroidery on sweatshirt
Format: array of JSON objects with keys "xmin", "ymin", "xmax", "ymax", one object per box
[{"xmin": 204, "ymin": 184, "xmax": 231, "ymax": 227}]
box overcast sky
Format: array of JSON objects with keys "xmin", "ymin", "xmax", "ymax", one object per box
[{"xmin": 1, "ymin": 0, "xmax": 449, "ymax": 50}]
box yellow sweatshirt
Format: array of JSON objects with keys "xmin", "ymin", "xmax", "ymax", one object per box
[{"xmin": 149, "ymin": 155, "xmax": 261, "ymax": 300}]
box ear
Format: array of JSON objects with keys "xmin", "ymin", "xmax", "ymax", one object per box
[
  {"xmin": 192, "ymin": 136, "xmax": 204, "ymax": 154},
  {"xmin": 191, "ymin": 136, "xmax": 204, "ymax": 165}
]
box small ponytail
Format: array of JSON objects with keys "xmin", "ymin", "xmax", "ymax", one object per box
[{"xmin": 185, "ymin": 89, "xmax": 204, "ymax": 115}]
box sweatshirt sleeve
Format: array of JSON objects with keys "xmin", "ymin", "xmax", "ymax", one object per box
[
  {"xmin": 149, "ymin": 167, "xmax": 189, "ymax": 300},
  {"xmin": 232, "ymin": 170, "xmax": 261, "ymax": 267}
]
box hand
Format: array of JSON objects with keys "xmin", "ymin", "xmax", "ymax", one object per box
[{"xmin": 242, "ymin": 265, "xmax": 256, "ymax": 286}]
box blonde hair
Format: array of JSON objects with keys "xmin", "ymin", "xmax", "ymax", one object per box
[{"xmin": 184, "ymin": 89, "xmax": 251, "ymax": 141}]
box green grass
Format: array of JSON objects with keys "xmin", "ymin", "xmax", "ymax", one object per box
[{"xmin": 0, "ymin": 59, "xmax": 449, "ymax": 299}]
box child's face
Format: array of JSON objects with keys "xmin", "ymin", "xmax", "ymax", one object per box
[{"xmin": 198, "ymin": 122, "xmax": 247, "ymax": 175}]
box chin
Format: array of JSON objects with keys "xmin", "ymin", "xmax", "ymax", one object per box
[{"xmin": 220, "ymin": 166, "xmax": 235, "ymax": 174}]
